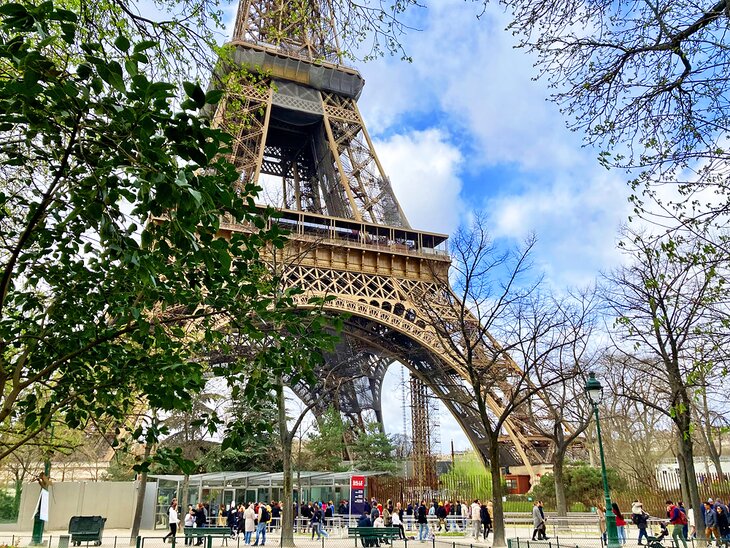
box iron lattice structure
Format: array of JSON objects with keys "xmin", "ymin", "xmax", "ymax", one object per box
[
  {"xmin": 410, "ymin": 375, "xmax": 437, "ymax": 488},
  {"xmin": 213, "ymin": 0, "xmax": 554, "ymax": 480}
]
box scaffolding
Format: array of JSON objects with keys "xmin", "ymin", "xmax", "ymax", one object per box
[{"xmin": 409, "ymin": 375, "xmax": 437, "ymax": 489}]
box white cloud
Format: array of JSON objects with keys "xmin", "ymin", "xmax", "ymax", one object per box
[{"xmin": 374, "ymin": 129, "xmax": 466, "ymax": 234}]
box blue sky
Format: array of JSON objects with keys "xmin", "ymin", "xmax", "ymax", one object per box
[{"xmin": 216, "ymin": 0, "xmax": 633, "ymax": 451}]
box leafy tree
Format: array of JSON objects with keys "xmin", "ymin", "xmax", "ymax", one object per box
[
  {"xmin": 532, "ymin": 463, "xmax": 626, "ymax": 510},
  {"xmin": 306, "ymin": 407, "xmax": 347, "ymax": 472},
  {"xmin": 0, "ymin": 1, "xmax": 281, "ymax": 464},
  {"xmin": 351, "ymin": 422, "xmax": 398, "ymax": 474}
]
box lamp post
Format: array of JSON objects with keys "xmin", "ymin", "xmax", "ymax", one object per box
[{"xmin": 585, "ymin": 372, "xmax": 620, "ymax": 548}]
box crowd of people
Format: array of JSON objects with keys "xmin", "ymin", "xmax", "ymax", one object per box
[
  {"xmin": 594, "ymin": 497, "xmax": 730, "ymax": 547},
  {"xmin": 163, "ymin": 493, "xmax": 730, "ymax": 545},
  {"xmin": 162, "ymin": 496, "xmax": 499, "ymax": 544}
]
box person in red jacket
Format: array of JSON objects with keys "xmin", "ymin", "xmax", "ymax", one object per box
[
  {"xmin": 666, "ymin": 500, "xmax": 688, "ymax": 548},
  {"xmin": 612, "ymin": 502, "xmax": 627, "ymax": 544}
]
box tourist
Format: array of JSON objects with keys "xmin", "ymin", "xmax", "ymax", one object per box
[
  {"xmin": 470, "ymin": 499, "xmax": 481, "ymax": 538},
  {"xmin": 612, "ymin": 502, "xmax": 627, "ymax": 545},
  {"xmin": 706, "ymin": 500, "xmax": 721, "ymax": 544},
  {"xmin": 391, "ymin": 504, "xmax": 405, "ymax": 539},
  {"xmin": 183, "ymin": 507, "xmax": 195, "ymax": 546},
  {"xmin": 236, "ymin": 504, "xmax": 245, "ymax": 539},
  {"xmin": 253, "ymin": 502, "xmax": 269, "ymax": 546},
  {"xmin": 666, "ymin": 500, "xmax": 688, "ymax": 548},
  {"xmin": 479, "ymin": 502, "xmax": 492, "ymax": 541},
  {"xmin": 194, "ymin": 503, "xmax": 206, "ymax": 546},
  {"xmin": 460, "ymin": 499, "xmax": 469, "ymax": 531},
  {"xmin": 244, "ymin": 503, "xmax": 256, "ymax": 545},
  {"xmin": 632, "ymin": 506, "xmax": 649, "ymax": 545},
  {"xmin": 417, "ymin": 499, "xmax": 429, "ymax": 542},
  {"xmin": 226, "ymin": 503, "xmax": 237, "ymax": 536},
  {"xmin": 164, "ymin": 499, "xmax": 179, "ymax": 543},
  {"xmin": 717, "ymin": 504, "xmax": 730, "ymax": 540},
  {"xmin": 532, "ymin": 500, "xmax": 548, "ymax": 541},
  {"xmin": 216, "ymin": 504, "xmax": 226, "ymax": 526}
]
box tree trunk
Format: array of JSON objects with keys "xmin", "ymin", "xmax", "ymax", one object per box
[
  {"xmin": 276, "ymin": 379, "xmax": 296, "ymax": 548},
  {"xmin": 553, "ymin": 452, "xmax": 568, "ymax": 517},
  {"xmin": 678, "ymin": 424, "xmax": 705, "ymax": 541},
  {"xmin": 130, "ymin": 443, "xmax": 152, "ymax": 544},
  {"xmin": 676, "ymin": 449, "xmax": 691, "ymax": 507},
  {"xmin": 489, "ymin": 439, "xmax": 507, "ymax": 548},
  {"xmin": 181, "ymin": 474, "xmax": 190, "ymax": 510}
]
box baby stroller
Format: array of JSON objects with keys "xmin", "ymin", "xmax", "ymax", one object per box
[{"xmin": 644, "ymin": 522, "xmax": 669, "ymax": 548}]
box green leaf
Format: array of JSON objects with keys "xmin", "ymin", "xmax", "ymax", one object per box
[
  {"xmin": 114, "ymin": 35, "xmax": 130, "ymax": 52},
  {"xmin": 205, "ymin": 89, "xmax": 224, "ymax": 104},
  {"xmin": 133, "ymin": 40, "xmax": 156, "ymax": 53}
]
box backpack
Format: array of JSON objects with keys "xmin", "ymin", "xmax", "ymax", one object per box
[
  {"xmin": 677, "ymin": 508, "xmax": 688, "ymax": 525},
  {"xmin": 261, "ymin": 507, "xmax": 271, "ymax": 523}
]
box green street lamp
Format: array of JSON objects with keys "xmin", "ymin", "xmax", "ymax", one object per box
[{"xmin": 585, "ymin": 372, "xmax": 620, "ymax": 548}]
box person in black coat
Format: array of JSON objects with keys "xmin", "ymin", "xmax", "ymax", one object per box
[
  {"xmin": 479, "ymin": 504, "xmax": 492, "ymax": 540},
  {"xmin": 194, "ymin": 504, "xmax": 207, "ymax": 546}
]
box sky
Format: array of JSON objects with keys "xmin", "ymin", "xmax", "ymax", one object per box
[{"xmin": 217, "ymin": 0, "xmax": 635, "ymax": 453}]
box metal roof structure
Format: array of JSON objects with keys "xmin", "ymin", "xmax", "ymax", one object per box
[{"xmin": 149, "ymin": 470, "xmax": 386, "ymax": 487}]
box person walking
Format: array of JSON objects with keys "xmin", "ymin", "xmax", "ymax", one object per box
[
  {"xmin": 705, "ymin": 501, "xmax": 720, "ymax": 544},
  {"xmin": 253, "ymin": 503, "xmax": 269, "ymax": 546},
  {"xmin": 479, "ymin": 502, "xmax": 492, "ymax": 541},
  {"xmin": 392, "ymin": 505, "xmax": 405, "ymax": 539},
  {"xmin": 666, "ymin": 500, "xmax": 688, "ymax": 548},
  {"xmin": 532, "ymin": 501, "xmax": 544, "ymax": 541},
  {"xmin": 417, "ymin": 500, "xmax": 429, "ymax": 542},
  {"xmin": 633, "ymin": 508, "xmax": 649, "ymax": 545},
  {"xmin": 717, "ymin": 505, "xmax": 730, "ymax": 541},
  {"xmin": 612, "ymin": 503, "xmax": 626, "ymax": 545},
  {"xmin": 164, "ymin": 500, "xmax": 180, "ymax": 543},
  {"xmin": 470, "ymin": 500, "xmax": 481, "ymax": 538}
]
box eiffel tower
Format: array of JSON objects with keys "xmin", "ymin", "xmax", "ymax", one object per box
[{"xmin": 214, "ymin": 0, "xmax": 553, "ymax": 479}]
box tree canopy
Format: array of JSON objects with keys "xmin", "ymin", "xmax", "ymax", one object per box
[{"xmin": 0, "ymin": 0, "xmax": 284, "ymax": 464}]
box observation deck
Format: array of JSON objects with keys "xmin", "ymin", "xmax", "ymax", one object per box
[{"xmin": 220, "ymin": 206, "xmax": 451, "ymax": 280}]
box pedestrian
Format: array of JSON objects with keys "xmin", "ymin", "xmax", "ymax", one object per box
[
  {"xmin": 253, "ymin": 502, "xmax": 269, "ymax": 546},
  {"xmin": 243, "ymin": 503, "xmax": 256, "ymax": 545},
  {"xmin": 417, "ymin": 499, "xmax": 429, "ymax": 542},
  {"xmin": 531, "ymin": 501, "xmax": 545, "ymax": 541},
  {"xmin": 612, "ymin": 502, "xmax": 626, "ymax": 545},
  {"xmin": 194, "ymin": 503, "xmax": 207, "ymax": 546},
  {"xmin": 391, "ymin": 505, "xmax": 405, "ymax": 539},
  {"xmin": 479, "ymin": 502, "xmax": 492, "ymax": 541},
  {"xmin": 715, "ymin": 506, "xmax": 730, "ymax": 544},
  {"xmin": 633, "ymin": 507, "xmax": 649, "ymax": 546},
  {"xmin": 531, "ymin": 501, "xmax": 548, "ymax": 540},
  {"xmin": 183, "ymin": 507, "xmax": 195, "ymax": 546},
  {"xmin": 666, "ymin": 500, "xmax": 688, "ymax": 548},
  {"xmin": 216, "ymin": 504, "xmax": 226, "ymax": 526},
  {"xmin": 470, "ymin": 500, "xmax": 481, "ymax": 538},
  {"xmin": 164, "ymin": 499, "xmax": 179, "ymax": 543}
]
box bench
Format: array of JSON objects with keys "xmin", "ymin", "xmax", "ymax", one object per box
[
  {"xmin": 348, "ymin": 527, "xmax": 400, "ymax": 547},
  {"xmin": 183, "ymin": 526, "xmax": 232, "ymax": 546}
]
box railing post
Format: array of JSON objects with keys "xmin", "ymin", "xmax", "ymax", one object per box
[{"xmin": 135, "ymin": 535, "xmax": 142, "ymax": 548}]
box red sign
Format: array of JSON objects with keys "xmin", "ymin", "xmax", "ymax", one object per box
[{"xmin": 351, "ymin": 476, "xmax": 365, "ymax": 489}]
